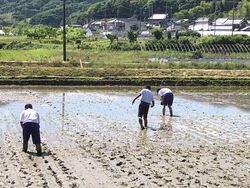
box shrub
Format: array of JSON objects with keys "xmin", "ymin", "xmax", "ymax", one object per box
[
  {"xmin": 0, "ymin": 42, "xmax": 6, "ymax": 49},
  {"xmin": 127, "ymin": 31, "xmax": 139, "ymax": 43},
  {"xmin": 197, "ymin": 35, "xmax": 250, "ymax": 45},
  {"xmin": 178, "ymin": 30, "xmax": 201, "ymax": 37},
  {"xmin": 3, "ymin": 41, "xmax": 42, "ymax": 50},
  {"xmin": 110, "ymin": 41, "xmax": 141, "ymax": 51},
  {"xmin": 151, "ymin": 28, "xmax": 164, "ymax": 40},
  {"xmin": 191, "ymin": 50, "xmax": 203, "ymax": 59},
  {"xmin": 106, "ymin": 34, "xmax": 118, "ymax": 45}
]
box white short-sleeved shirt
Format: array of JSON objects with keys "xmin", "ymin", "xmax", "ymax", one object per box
[
  {"xmin": 20, "ymin": 108, "xmax": 40, "ymax": 124},
  {"xmin": 140, "ymin": 89, "xmax": 154, "ymax": 104},
  {"xmin": 158, "ymin": 88, "xmax": 172, "ymax": 96}
]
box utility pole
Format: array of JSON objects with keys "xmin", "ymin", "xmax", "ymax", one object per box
[
  {"xmin": 63, "ymin": 0, "xmax": 66, "ymax": 62},
  {"xmin": 232, "ymin": 0, "xmax": 235, "ymax": 36},
  {"xmin": 139, "ymin": 7, "xmax": 142, "ymax": 32},
  {"xmin": 213, "ymin": 0, "xmax": 217, "ymax": 36}
]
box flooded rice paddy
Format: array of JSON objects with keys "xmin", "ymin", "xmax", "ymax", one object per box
[{"xmin": 0, "ymin": 86, "xmax": 249, "ymax": 187}]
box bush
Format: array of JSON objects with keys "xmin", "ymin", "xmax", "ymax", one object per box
[
  {"xmin": 3, "ymin": 41, "xmax": 42, "ymax": 50},
  {"xmin": 197, "ymin": 35, "xmax": 250, "ymax": 45},
  {"xmin": 178, "ymin": 30, "xmax": 201, "ymax": 37},
  {"xmin": 191, "ymin": 50, "xmax": 203, "ymax": 59},
  {"xmin": 151, "ymin": 28, "xmax": 164, "ymax": 40},
  {"xmin": 110, "ymin": 41, "xmax": 141, "ymax": 51},
  {"xmin": 0, "ymin": 42, "xmax": 6, "ymax": 49},
  {"xmin": 127, "ymin": 31, "xmax": 139, "ymax": 43}
]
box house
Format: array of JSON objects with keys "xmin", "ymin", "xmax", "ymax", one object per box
[
  {"xmin": 0, "ymin": 30, "xmax": 5, "ymax": 36},
  {"xmin": 148, "ymin": 14, "xmax": 168, "ymax": 28},
  {"xmin": 90, "ymin": 21, "xmax": 106, "ymax": 31},
  {"xmin": 189, "ymin": 17, "xmax": 210, "ymax": 31},
  {"xmin": 106, "ymin": 19, "xmax": 125, "ymax": 31},
  {"xmin": 212, "ymin": 18, "xmax": 248, "ymax": 31},
  {"xmin": 119, "ymin": 17, "xmax": 145, "ymax": 31},
  {"xmin": 168, "ymin": 19, "xmax": 189, "ymax": 31}
]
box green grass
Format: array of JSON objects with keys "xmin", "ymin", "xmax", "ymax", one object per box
[
  {"xmin": 0, "ymin": 36, "xmax": 250, "ymax": 70},
  {"xmin": 0, "ymin": 49, "xmax": 63, "ymax": 62},
  {"xmin": 1, "ymin": 49, "xmax": 250, "ymax": 70}
]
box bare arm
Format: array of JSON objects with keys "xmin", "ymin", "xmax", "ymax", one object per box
[{"xmin": 132, "ymin": 94, "xmax": 141, "ymax": 104}]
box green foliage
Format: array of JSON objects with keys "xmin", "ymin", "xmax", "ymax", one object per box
[
  {"xmin": 196, "ymin": 35, "xmax": 250, "ymax": 45},
  {"xmin": 191, "ymin": 50, "xmax": 203, "ymax": 59},
  {"xmin": 178, "ymin": 30, "xmax": 201, "ymax": 38},
  {"xmin": 3, "ymin": 41, "xmax": 42, "ymax": 50},
  {"xmin": 67, "ymin": 28, "xmax": 86, "ymax": 42},
  {"xmin": 26, "ymin": 25, "xmax": 57, "ymax": 39},
  {"xmin": 106, "ymin": 34, "xmax": 118, "ymax": 45},
  {"xmin": 127, "ymin": 31, "xmax": 139, "ymax": 43},
  {"xmin": 151, "ymin": 28, "xmax": 163, "ymax": 40},
  {"xmin": 110, "ymin": 41, "xmax": 141, "ymax": 51},
  {"xmin": 0, "ymin": 0, "xmax": 247, "ymax": 26}
]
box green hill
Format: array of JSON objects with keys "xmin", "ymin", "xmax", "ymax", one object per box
[{"xmin": 0, "ymin": 0, "xmax": 249, "ymax": 26}]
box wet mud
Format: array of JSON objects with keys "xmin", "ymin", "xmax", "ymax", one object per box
[{"xmin": 0, "ymin": 87, "xmax": 249, "ymax": 187}]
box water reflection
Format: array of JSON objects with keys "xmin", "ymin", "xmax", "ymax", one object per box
[
  {"xmin": 159, "ymin": 116, "xmax": 173, "ymax": 132},
  {"xmin": 137, "ymin": 129, "xmax": 148, "ymax": 146},
  {"xmin": 61, "ymin": 92, "xmax": 65, "ymax": 130}
]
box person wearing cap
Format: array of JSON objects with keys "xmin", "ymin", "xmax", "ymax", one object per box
[
  {"xmin": 19, "ymin": 104, "xmax": 42, "ymax": 156},
  {"xmin": 157, "ymin": 87, "xmax": 174, "ymax": 117},
  {"xmin": 132, "ymin": 86, "xmax": 155, "ymax": 129}
]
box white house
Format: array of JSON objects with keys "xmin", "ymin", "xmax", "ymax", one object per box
[
  {"xmin": 107, "ymin": 19, "xmax": 125, "ymax": 31},
  {"xmin": 0, "ymin": 30, "xmax": 5, "ymax": 36},
  {"xmin": 168, "ymin": 19, "xmax": 189, "ymax": 31},
  {"xmin": 212, "ymin": 18, "xmax": 248, "ymax": 31},
  {"xmin": 189, "ymin": 17, "xmax": 210, "ymax": 31},
  {"xmin": 148, "ymin": 14, "xmax": 168, "ymax": 27}
]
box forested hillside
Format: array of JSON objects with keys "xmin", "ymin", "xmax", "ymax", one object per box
[{"xmin": 0, "ymin": 0, "xmax": 249, "ymax": 26}]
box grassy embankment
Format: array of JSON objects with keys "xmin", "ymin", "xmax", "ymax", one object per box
[{"xmin": 0, "ymin": 36, "xmax": 250, "ymax": 86}]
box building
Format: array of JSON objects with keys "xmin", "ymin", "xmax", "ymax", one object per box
[
  {"xmin": 212, "ymin": 18, "xmax": 248, "ymax": 31},
  {"xmin": 106, "ymin": 19, "xmax": 125, "ymax": 31},
  {"xmin": 189, "ymin": 17, "xmax": 210, "ymax": 31},
  {"xmin": 148, "ymin": 14, "xmax": 168, "ymax": 28},
  {"xmin": 168, "ymin": 19, "xmax": 189, "ymax": 31},
  {"xmin": 0, "ymin": 30, "xmax": 5, "ymax": 36},
  {"xmin": 120, "ymin": 17, "xmax": 145, "ymax": 31}
]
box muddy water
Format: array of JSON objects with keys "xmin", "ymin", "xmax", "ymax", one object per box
[
  {"xmin": 0, "ymin": 86, "xmax": 250, "ymax": 187},
  {"xmin": 0, "ymin": 87, "xmax": 249, "ymax": 146}
]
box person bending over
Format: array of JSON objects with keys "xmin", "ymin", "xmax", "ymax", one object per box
[
  {"xmin": 132, "ymin": 86, "xmax": 155, "ymax": 129},
  {"xmin": 157, "ymin": 87, "xmax": 174, "ymax": 117},
  {"xmin": 20, "ymin": 104, "xmax": 42, "ymax": 156}
]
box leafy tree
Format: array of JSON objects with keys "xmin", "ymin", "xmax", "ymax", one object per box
[{"xmin": 67, "ymin": 28, "xmax": 86, "ymax": 41}]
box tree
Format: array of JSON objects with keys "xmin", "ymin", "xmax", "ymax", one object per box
[
  {"xmin": 152, "ymin": 28, "xmax": 163, "ymax": 40},
  {"xmin": 67, "ymin": 28, "xmax": 86, "ymax": 41},
  {"xmin": 127, "ymin": 31, "xmax": 139, "ymax": 43}
]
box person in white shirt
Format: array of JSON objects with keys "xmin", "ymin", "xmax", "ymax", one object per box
[
  {"xmin": 157, "ymin": 87, "xmax": 174, "ymax": 117},
  {"xmin": 132, "ymin": 86, "xmax": 155, "ymax": 129},
  {"xmin": 20, "ymin": 104, "xmax": 42, "ymax": 156}
]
